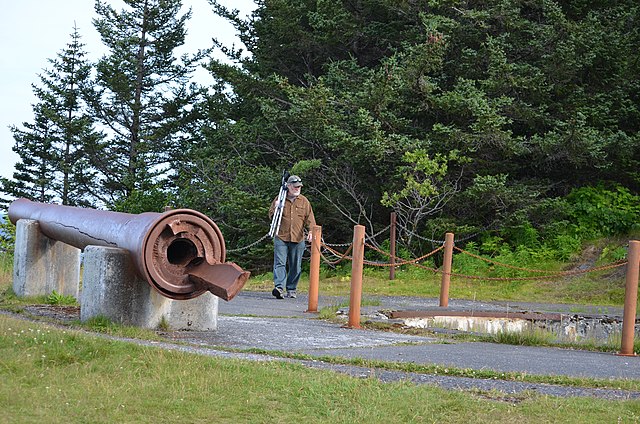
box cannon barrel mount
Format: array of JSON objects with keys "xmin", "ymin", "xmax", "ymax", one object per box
[{"xmin": 8, "ymin": 198, "xmax": 250, "ymax": 301}]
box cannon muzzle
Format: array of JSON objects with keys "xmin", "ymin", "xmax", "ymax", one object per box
[{"xmin": 8, "ymin": 198, "xmax": 250, "ymax": 301}]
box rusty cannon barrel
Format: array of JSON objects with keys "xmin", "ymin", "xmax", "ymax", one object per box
[{"xmin": 8, "ymin": 198, "xmax": 250, "ymax": 301}]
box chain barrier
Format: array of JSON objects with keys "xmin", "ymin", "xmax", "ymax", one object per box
[
  {"xmin": 364, "ymin": 224, "xmax": 391, "ymax": 243},
  {"xmin": 225, "ymin": 224, "xmax": 629, "ymax": 285},
  {"xmin": 443, "ymin": 260, "xmax": 628, "ymax": 282},
  {"xmin": 395, "ymin": 224, "xmax": 446, "ymax": 244},
  {"xmin": 363, "ymin": 241, "xmax": 443, "ymax": 269},
  {"xmin": 322, "ymin": 239, "xmax": 352, "ymax": 248},
  {"xmin": 319, "ymin": 230, "xmax": 628, "ymax": 283},
  {"xmin": 321, "ymin": 243, "xmax": 354, "ymax": 265},
  {"xmin": 320, "ymin": 236, "xmax": 443, "ymax": 269},
  {"xmin": 226, "ymin": 232, "xmax": 271, "ymax": 253}
]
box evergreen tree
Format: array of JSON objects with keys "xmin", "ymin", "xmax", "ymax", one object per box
[
  {"xmin": 1, "ymin": 25, "xmax": 100, "ymax": 207},
  {"xmin": 2, "ymin": 105, "xmax": 58, "ymax": 204},
  {"xmin": 201, "ymin": 0, "xmax": 640, "ymax": 260},
  {"xmin": 89, "ymin": 0, "xmax": 208, "ymax": 211}
]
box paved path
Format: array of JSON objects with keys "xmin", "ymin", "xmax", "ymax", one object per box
[
  {"xmin": 6, "ymin": 290, "xmax": 640, "ymax": 399},
  {"xmin": 160, "ymin": 291, "xmax": 640, "ymax": 399}
]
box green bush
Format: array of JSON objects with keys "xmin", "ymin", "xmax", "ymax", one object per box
[
  {"xmin": 0, "ymin": 215, "xmax": 15, "ymax": 255},
  {"xmin": 548, "ymin": 234, "xmax": 583, "ymax": 261},
  {"xmin": 465, "ymin": 184, "xmax": 640, "ymax": 266},
  {"xmin": 566, "ymin": 184, "xmax": 640, "ymax": 237}
]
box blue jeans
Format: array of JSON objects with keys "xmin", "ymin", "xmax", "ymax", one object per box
[{"xmin": 273, "ymin": 237, "xmax": 305, "ymax": 292}]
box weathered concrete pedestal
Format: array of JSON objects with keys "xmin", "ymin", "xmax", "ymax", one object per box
[
  {"xmin": 13, "ymin": 219, "xmax": 81, "ymax": 298},
  {"xmin": 81, "ymin": 246, "xmax": 218, "ymax": 330},
  {"xmin": 12, "ymin": 218, "xmax": 219, "ymax": 330}
]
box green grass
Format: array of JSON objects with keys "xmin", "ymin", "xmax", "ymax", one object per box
[
  {"xmin": 2, "ymin": 248, "xmax": 640, "ymax": 421},
  {"xmin": 0, "ymin": 251, "xmax": 11, "ymax": 287},
  {"xmin": 45, "ymin": 290, "xmax": 78, "ymax": 306},
  {"xmin": 236, "ymin": 345, "xmax": 640, "ymax": 392},
  {"xmin": 247, "ymin": 264, "xmax": 627, "ymax": 307},
  {"xmin": 2, "ymin": 314, "xmax": 640, "ymax": 424},
  {"xmin": 491, "ymin": 327, "xmax": 563, "ymax": 346}
]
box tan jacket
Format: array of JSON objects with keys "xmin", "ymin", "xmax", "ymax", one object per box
[{"xmin": 269, "ymin": 194, "xmax": 316, "ymax": 242}]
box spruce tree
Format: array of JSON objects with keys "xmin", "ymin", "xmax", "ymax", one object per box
[
  {"xmin": 1, "ymin": 25, "xmax": 100, "ymax": 207},
  {"xmin": 3, "ymin": 105, "xmax": 58, "ymax": 204},
  {"xmin": 89, "ymin": 0, "xmax": 207, "ymax": 211}
]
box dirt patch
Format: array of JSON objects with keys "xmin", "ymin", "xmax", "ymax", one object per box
[
  {"xmin": 564, "ymin": 243, "xmax": 626, "ymax": 281},
  {"xmin": 564, "ymin": 244, "xmax": 601, "ymax": 271},
  {"xmin": 21, "ymin": 305, "xmax": 80, "ymax": 323}
]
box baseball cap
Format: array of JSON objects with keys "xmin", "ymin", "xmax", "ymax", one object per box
[{"xmin": 287, "ymin": 175, "xmax": 303, "ymax": 187}]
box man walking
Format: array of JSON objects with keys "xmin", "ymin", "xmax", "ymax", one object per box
[{"xmin": 269, "ymin": 175, "xmax": 316, "ymax": 299}]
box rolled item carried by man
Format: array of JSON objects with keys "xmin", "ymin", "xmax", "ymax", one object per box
[{"xmin": 8, "ymin": 198, "xmax": 250, "ymax": 301}]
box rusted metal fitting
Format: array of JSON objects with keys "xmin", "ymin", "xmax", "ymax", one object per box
[{"xmin": 8, "ymin": 198, "xmax": 250, "ymax": 301}]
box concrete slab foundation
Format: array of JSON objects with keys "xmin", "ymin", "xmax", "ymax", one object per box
[
  {"xmin": 395, "ymin": 310, "xmax": 640, "ymax": 342},
  {"xmin": 80, "ymin": 245, "xmax": 218, "ymax": 330},
  {"xmin": 13, "ymin": 219, "xmax": 81, "ymax": 299}
]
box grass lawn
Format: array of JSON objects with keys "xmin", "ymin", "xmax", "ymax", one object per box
[
  {"xmin": 2, "ymin": 250, "xmax": 640, "ymax": 422},
  {"xmin": 2, "ymin": 314, "xmax": 640, "ymax": 424}
]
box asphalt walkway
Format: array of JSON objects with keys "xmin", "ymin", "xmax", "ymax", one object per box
[{"xmin": 156, "ymin": 290, "xmax": 640, "ymax": 399}]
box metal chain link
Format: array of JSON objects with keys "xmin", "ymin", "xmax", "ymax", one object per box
[
  {"xmin": 396, "ymin": 223, "xmax": 485, "ymax": 244},
  {"xmin": 320, "ymin": 243, "xmax": 354, "ymax": 265},
  {"xmin": 321, "ymin": 238, "xmax": 352, "ymax": 248},
  {"xmin": 226, "ymin": 233, "xmax": 271, "ymax": 253},
  {"xmin": 363, "ymin": 242, "xmax": 444, "ymax": 268},
  {"xmin": 395, "ymin": 224, "xmax": 446, "ymax": 244},
  {"xmin": 364, "ymin": 224, "xmax": 391, "ymax": 243}
]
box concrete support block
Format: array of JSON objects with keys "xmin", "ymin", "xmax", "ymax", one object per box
[
  {"xmin": 166, "ymin": 292, "xmax": 218, "ymax": 331},
  {"xmin": 80, "ymin": 245, "xmax": 170, "ymax": 328},
  {"xmin": 80, "ymin": 245, "xmax": 218, "ymax": 330},
  {"xmin": 13, "ymin": 219, "xmax": 81, "ymax": 299}
]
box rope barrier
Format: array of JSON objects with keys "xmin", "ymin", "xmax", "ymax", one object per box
[
  {"xmin": 224, "ymin": 224, "xmax": 628, "ymax": 285},
  {"xmin": 364, "ymin": 241, "xmax": 443, "ymax": 268},
  {"xmin": 453, "ymin": 246, "xmax": 555, "ymax": 273},
  {"xmin": 317, "ymin": 231, "xmax": 628, "ymax": 283},
  {"xmin": 443, "ymin": 260, "xmax": 628, "ymax": 282},
  {"xmin": 320, "ymin": 243, "xmax": 354, "ymax": 265}
]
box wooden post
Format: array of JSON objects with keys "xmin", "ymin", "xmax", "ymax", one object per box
[
  {"xmin": 389, "ymin": 212, "xmax": 396, "ymax": 280},
  {"xmin": 619, "ymin": 240, "xmax": 640, "ymax": 356},
  {"xmin": 439, "ymin": 232, "xmax": 454, "ymax": 308},
  {"xmin": 306, "ymin": 225, "xmax": 322, "ymax": 313},
  {"xmin": 347, "ymin": 225, "xmax": 365, "ymax": 329}
]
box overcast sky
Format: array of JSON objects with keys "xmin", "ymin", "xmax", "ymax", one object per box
[{"xmin": 0, "ymin": 0, "xmax": 256, "ymax": 181}]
